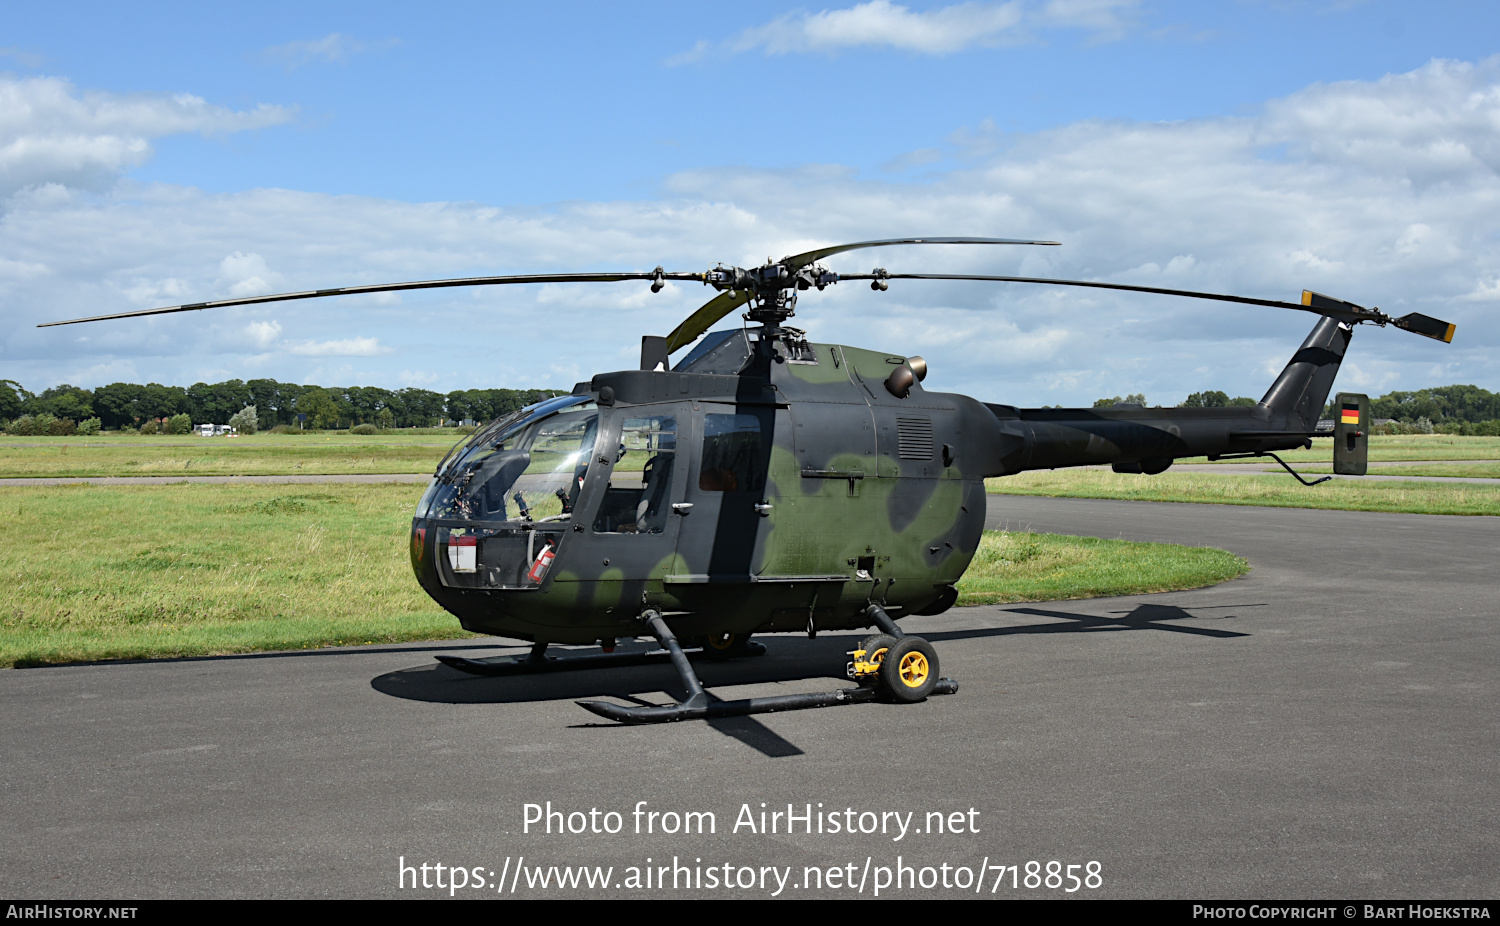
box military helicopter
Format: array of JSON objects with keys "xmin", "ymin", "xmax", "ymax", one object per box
[{"xmin": 43, "ymin": 237, "xmax": 1456, "ymax": 724}]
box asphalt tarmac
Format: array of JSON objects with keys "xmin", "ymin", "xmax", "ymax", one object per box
[{"xmin": 2, "ymin": 496, "xmax": 1495, "ymax": 900}]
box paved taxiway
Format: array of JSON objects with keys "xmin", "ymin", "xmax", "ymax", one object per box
[{"xmin": 2, "ymin": 496, "xmax": 1495, "ymax": 898}]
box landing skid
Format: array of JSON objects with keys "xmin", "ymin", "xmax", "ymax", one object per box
[{"xmin": 573, "ymin": 609, "xmax": 958, "ymax": 725}]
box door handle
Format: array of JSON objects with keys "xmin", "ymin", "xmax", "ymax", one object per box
[
  {"xmin": 754, "ymin": 501, "xmax": 773, "ymax": 516},
  {"xmin": 671, "ymin": 503, "xmax": 693, "ymax": 515}
]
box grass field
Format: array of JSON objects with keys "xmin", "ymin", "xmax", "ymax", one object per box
[
  {"xmin": 1186, "ymin": 433, "xmax": 1500, "ymax": 464},
  {"xmin": 988, "ymin": 469, "xmax": 1500, "ymax": 515},
  {"xmin": 0, "ymin": 482, "xmax": 1246, "ymax": 667},
  {"xmin": 1299, "ymin": 462, "xmax": 1500, "ymax": 478},
  {"xmin": 0, "ymin": 432, "xmax": 460, "ymax": 477},
  {"xmin": 954, "ymin": 530, "xmax": 1246, "ymax": 606},
  {"xmin": 4, "ymin": 432, "xmax": 1498, "ymax": 478}
]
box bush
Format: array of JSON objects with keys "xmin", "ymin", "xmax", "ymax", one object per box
[
  {"xmin": 47, "ymin": 416, "xmax": 74, "ymax": 436},
  {"xmin": 165, "ymin": 413, "xmax": 192, "ymax": 435},
  {"xmin": 6, "ymin": 415, "xmax": 34, "ymax": 436},
  {"xmin": 140, "ymin": 419, "xmax": 159, "ymax": 435},
  {"xmin": 350, "ymin": 423, "xmax": 378, "ymax": 435},
  {"xmin": 268, "ymin": 424, "xmax": 294, "ymax": 434},
  {"xmin": 76, "ymin": 417, "xmax": 101, "ymax": 435},
  {"xmin": 228, "ymin": 405, "xmax": 259, "ymax": 436}
]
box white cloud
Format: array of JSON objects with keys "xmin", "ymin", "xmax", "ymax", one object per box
[
  {"xmin": 0, "ymin": 76, "xmax": 293, "ymax": 199},
  {"xmin": 218, "ymin": 251, "xmax": 284, "ymax": 297},
  {"xmin": 4, "ymin": 57, "xmax": 1500, "ymax": 404},
  {"xmin": 244, "ymin": 320, "xmax": 283, "ymax": 349},
  {"xmin": 678, "ymin": 0, "xmax": 1137, "ymax": 60},
  {"xmin": 286, "ymin": 337, "xmax": 391, "ymax": 357},
  {"xmin": 263, "ymin": 33, "xmax": 398, "ymax": 70}
]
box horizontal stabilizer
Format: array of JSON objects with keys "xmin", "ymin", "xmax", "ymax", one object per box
[{"xmin": 1393, "ymin": 312, "xmax": 1457, "ymax": 343}]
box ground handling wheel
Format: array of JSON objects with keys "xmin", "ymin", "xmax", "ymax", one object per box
[
  {"xmin": 701, "ymin": 631, "xmax": 753, "ymax": 661},
  {"xmin": 849, "ymin": 633, "xmax": 898, "ymax": 688},
  {"xmin": 878, "ymin": 636, "xmax": 939, "ymax": 702}
]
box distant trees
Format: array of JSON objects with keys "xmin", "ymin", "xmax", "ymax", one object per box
[
  {"xmin": 1179, "ymin": 390, "xmax": 1257, "ymax": 408},
  {"xmin": 295, "ymin": 388, "xmax": 342, "ymax": 430},
  {"xmin": 1094, "ymin": 393, "xmax": 1148, "ymax": 407},
  {"xmin": 228, "ymin": 406, "xmax": 258, "ymax": 435},
  {"xmin": 0, "ymin": 376, "xmax": 564, "ymax": 432},
  {"xmin": 1, "ymin": 380, "xmax": 31, "ymax": 420},
  {"xmin": 1367, "ymin": 385, "xmax": 1500, "ymax": 424},
  {"xmin": 35, "ymin": 384, "xmax": 94, "ymax": 420}
]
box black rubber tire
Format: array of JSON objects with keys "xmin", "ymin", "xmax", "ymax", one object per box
[
  {"xmin": 702, "ymin": 631, "xmax": 751, "ymax": 661},
  {"xmin": 855, "ymin": 633, "xmax": 898, "ymax": 688},
  {"xmin": 878, "ymin": 636, "xmax": 940, "ymax": 703}
]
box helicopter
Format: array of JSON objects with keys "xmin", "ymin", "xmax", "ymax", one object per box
[{"xmin": 42, "ymin": 237, "xmax": 1456, "ymax": 724}]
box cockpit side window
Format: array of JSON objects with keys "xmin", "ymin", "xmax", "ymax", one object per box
[
  {"xmin": 420, "ymin": 401, "xmax": 598, "ymax": 523},
  {"xmin": 592, "ymin": 415, "xmax": 678, "ymax": 533},
  {"xmin": 698, "ymin": 413, "xmax": 765, "ymax": 494}
]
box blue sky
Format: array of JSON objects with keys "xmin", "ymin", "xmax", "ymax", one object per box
[{"xmin": 3, "ymin": 0, "xmax": 1500, "ymax": 405}]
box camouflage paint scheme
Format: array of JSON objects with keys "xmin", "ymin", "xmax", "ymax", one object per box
[{"xmin": 409, "ymin": 315, "xmax": 1351, "ymax": 645}]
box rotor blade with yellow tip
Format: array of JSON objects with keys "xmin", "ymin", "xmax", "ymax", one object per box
[{"xmin": 1392, "ymin": 312, "xmax": 1457, "ymax": 343}]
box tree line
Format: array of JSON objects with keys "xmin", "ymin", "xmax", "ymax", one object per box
[
  {"xmin": 4, "ymin": 378, "xmax": 1499, "ymax": 435},
  {"xmin": 0, "ymin": 378, "xmax": 563, "ymax": 431}
]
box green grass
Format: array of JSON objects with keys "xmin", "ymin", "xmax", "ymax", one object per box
[
  {"xmin": 1186, "ymin": 433, "xmax": 1500, "ymax": 464},
  {"xmin": 988, "ymin": 469, "xmax": 1500, "ymax": 515},
  {"xmin": 0, "ymin": 482, "xmax": 470, "ymax": 668},
  {"xmin": 0, "ymin": 484, "xmax": 1249, "ymax": 667},
  {"xmin": 955, "ymin": 530, "xmax": 1247, "ymax": 606},
  {"xmin": 1298, "ymin": 461, "xmax": 1500, "ymax": 478},
  {"xmin": 0, "ymin": 432, "xmax": 462, "ymax": 477}
]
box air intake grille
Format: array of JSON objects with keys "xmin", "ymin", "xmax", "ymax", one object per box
[{"xmin": 896, "ymin": 417, "xmax": 934, "ymax": 460}]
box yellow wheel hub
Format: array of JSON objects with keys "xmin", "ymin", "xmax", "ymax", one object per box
[
  {"xmin": 897, "ymin": 651, "xmax": 930, "ymax": 688},
  {"xmin": 708, "ymin": 633, "xmax": 736, "ymax": 651}
]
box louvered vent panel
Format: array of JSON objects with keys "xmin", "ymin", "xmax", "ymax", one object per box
[{"xmin": 896, "ymin": 416, "xmax": 934, "ymax": 460}]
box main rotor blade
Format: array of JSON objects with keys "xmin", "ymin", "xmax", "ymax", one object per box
[
  {"xmin": 853, "ymin": 273, "xmax": 1402, "ymax": 327},
  {"xmin": 664, "ymin": 289, "xmax": 753, "ymax": 353},
  {"xmin": 781, "ymin": 236, "xmax": 1058, "ymax": 272},
  {"xmin": 38, "ymin": 271, "xmax": 705, "ymax": 327}
]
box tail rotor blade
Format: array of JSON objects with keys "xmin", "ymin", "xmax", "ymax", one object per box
[{"xmin": 1392, "ymin": 312, "xmax": 1457, "ymax": 343}]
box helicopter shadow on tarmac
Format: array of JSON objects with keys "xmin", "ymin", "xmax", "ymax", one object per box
[
  {"xmin": 369, "ymin": 637, "xmax": 871, "ymax": 757},
  {"xmin": 921, "ymin": 602, "xmax": 1259, "ymax": 644},
  {"xmin": 370, "ymin": 602, "xmax": 1256, "ymax": 756}
]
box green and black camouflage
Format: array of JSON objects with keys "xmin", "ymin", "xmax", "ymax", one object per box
[{"xmin": 409, "ymin": 315, "xmax": 1353, "ymax": 645}]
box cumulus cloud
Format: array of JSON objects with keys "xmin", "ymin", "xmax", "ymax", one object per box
[
  {"xmin": 0, "ymin": 76, "xmax": 293, "ymax": 199},
  {"xmin": 218, "ymin": 251, "xmax": 284, "ymax": 297},
  {"xmin": 672, "ymin": 0, "xmax": 1137, "ymax": 61},
  {"xmin": 244, "ymin": 320, "xmax": 283, "ymax": 349},
  {"xmin": 286, "ymin": 337, "xmax": 391, "ymax": 357},
  {"xmin": 4, "ymin": 57, "xmax": 1500, "ymax": 403}
]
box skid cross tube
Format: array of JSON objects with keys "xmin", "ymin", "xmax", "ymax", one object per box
[
  {"xmin": 575, "ymin": 610, "xmax": 958, "ymax": 724},
  {"xmin": 865, "ymin": 603, "xmax": 906, "ymax": 638},
  {"xmin": 577, "ymin": 610, "xmax": 881, "ymax": 724}
]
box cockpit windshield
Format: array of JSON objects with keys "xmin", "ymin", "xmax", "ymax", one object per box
[{"xmin": 420, "ymin": 396, "xmax": 598, "ymax": 524}]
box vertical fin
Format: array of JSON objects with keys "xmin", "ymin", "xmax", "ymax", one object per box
[{"xmin": 1259, "ymin": 316, "xmax": 1353, "ymax": 434}]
